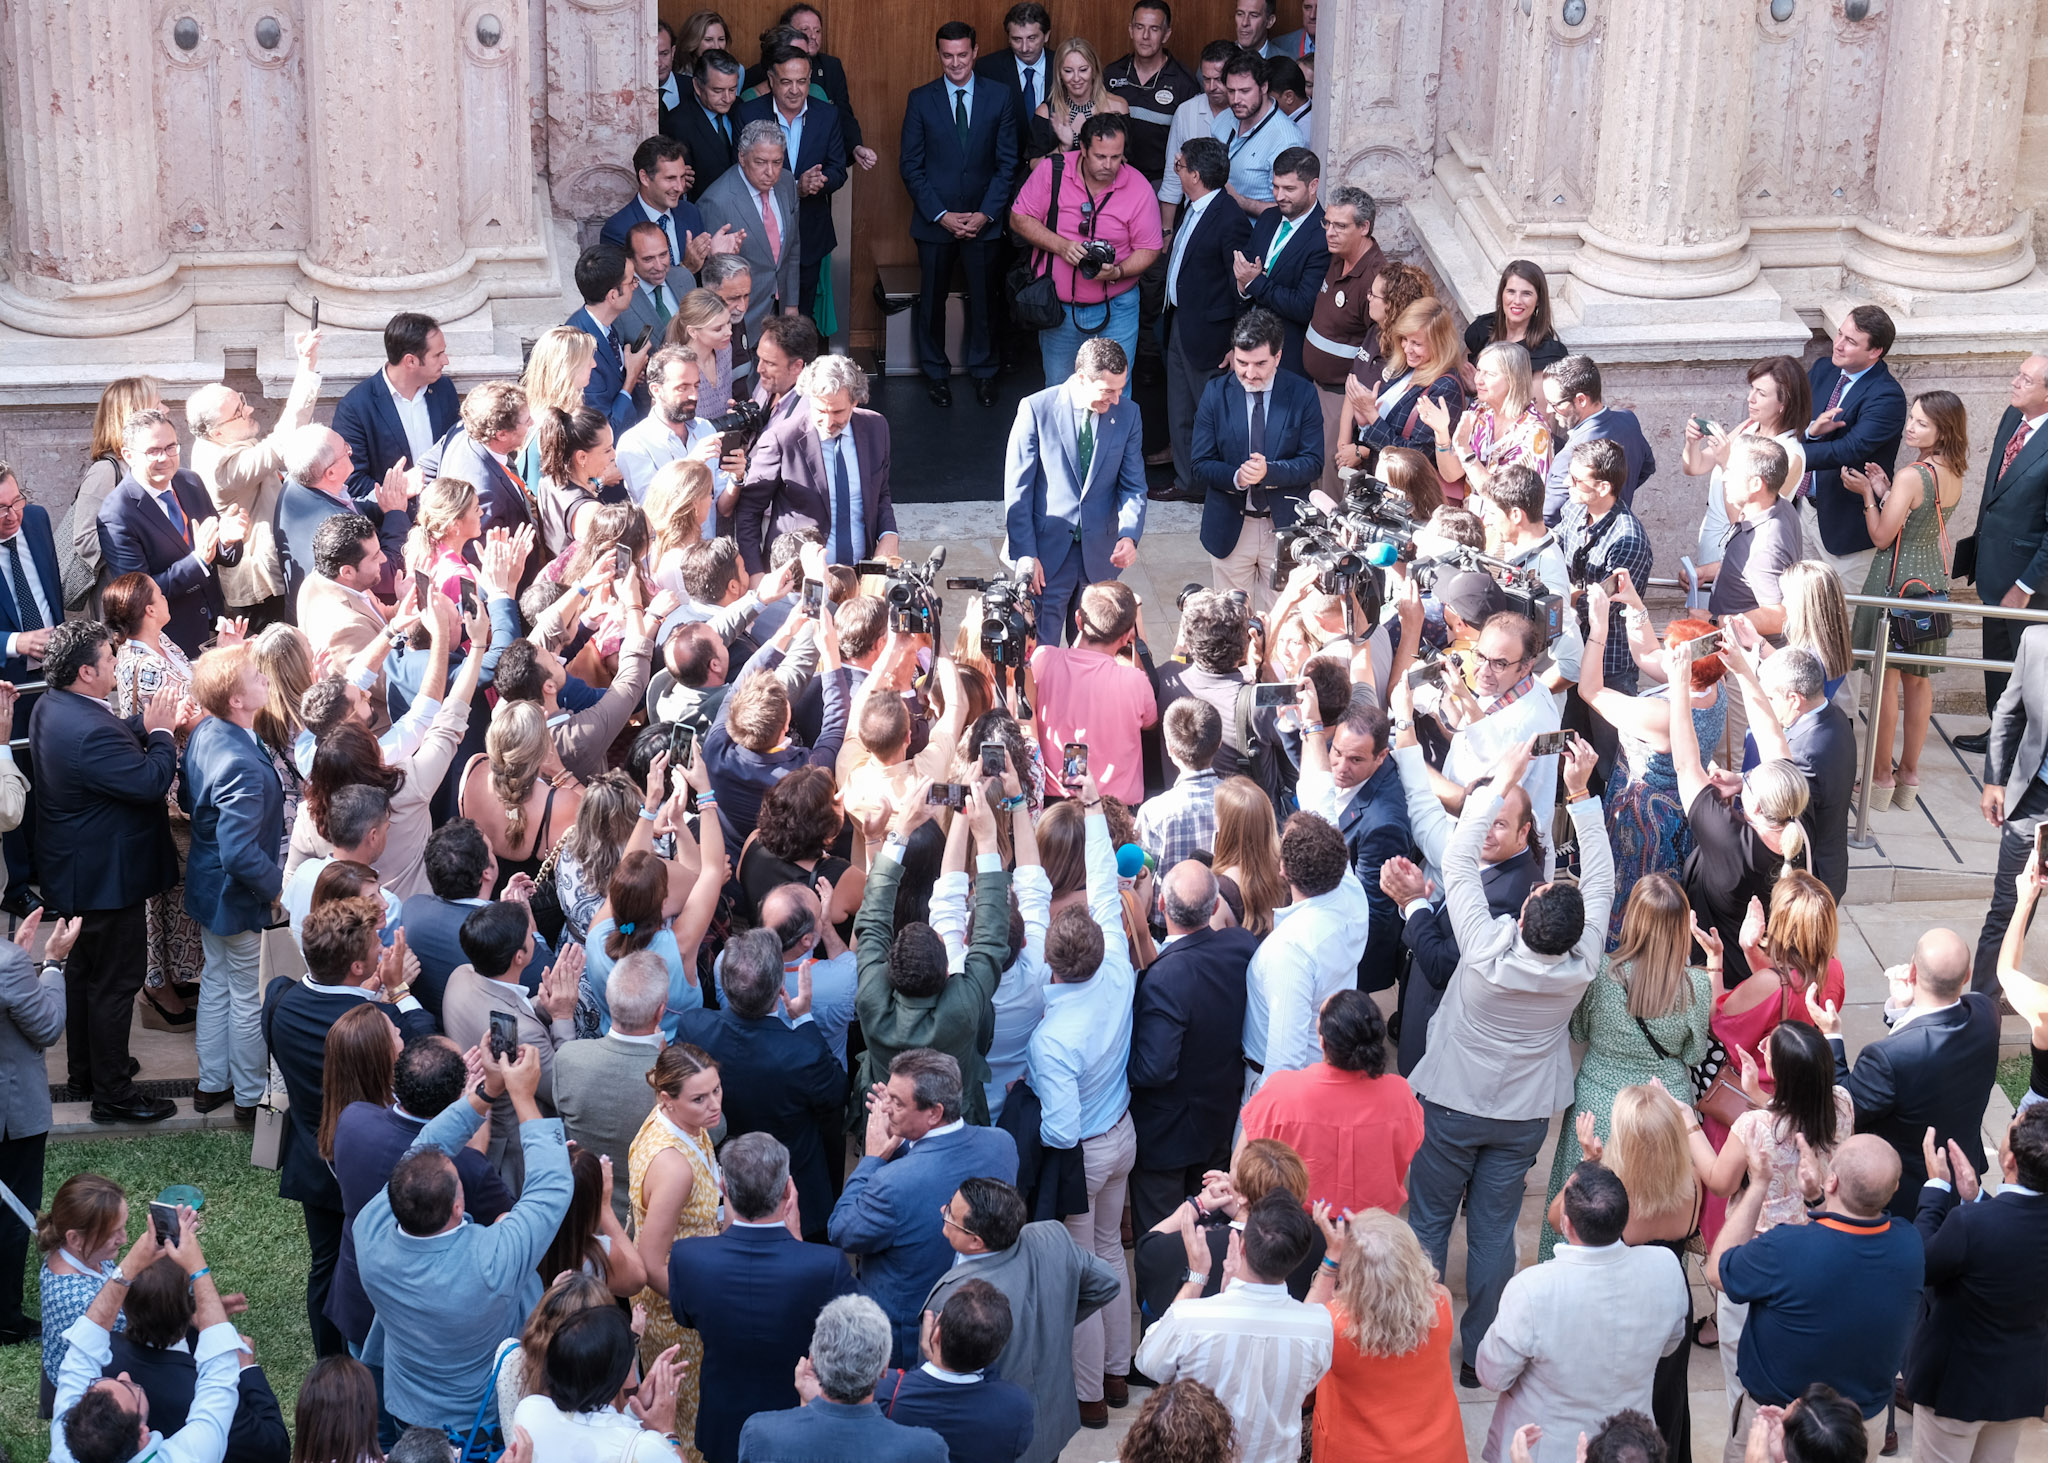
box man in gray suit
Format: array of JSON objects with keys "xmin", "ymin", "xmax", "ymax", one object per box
[
  {"xmin": 1001, "ymin": 338, "xmax": 1148, "ymax": 644},
  {"xmin": 554, "ymin": 950, "xmax": 666, "ymax": 1226},
  {"xmin": 924, "ymin": 1177, "xmax": 1121, "ymax": 1463},
  {"xmin": 1975, "ymin": 622, "xmax": 2048, "ymax": 994},
  {"xmin": 697, "ymin": 121, "xmax": 801, "ymax": 351}
]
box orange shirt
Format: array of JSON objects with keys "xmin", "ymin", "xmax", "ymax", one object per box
[
  {"xmin": 1239, "ymin": 1063, "xmax": 1424, "ymax": 1214},
  {"xmin": 1314, "ymin": 1291, "xmax": 1466, "ymax": 1463}
]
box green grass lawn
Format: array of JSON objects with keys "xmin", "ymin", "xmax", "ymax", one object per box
[
  {"xmin": 0, "ymin": 1131, "xmax": 312, "ymax": 1463},
  {"xmin": 2000, "ymin": 1053, "xmax": 2031, "ymax": 1108}
]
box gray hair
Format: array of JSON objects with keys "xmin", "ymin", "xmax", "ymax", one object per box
[
  {"xmin": 889, "ymin": 1047, "xmax": 964, "ymax": 1122},
  {"xmin": 605, "ymin": 950, "xmax": 671, "ymax": 1032},
  {"xmin": 1162, "ymin": 862, "xmax": 1219, "ymax": 931},
  {"xmin": 797, "ymin": 353, "xmax": 870, "ymax": 406},
  {"xmin": 721, "ymin": 1132, "xmax": 791, "ymax": 1221},
  {"xmin": 1760, "ymin": 644, "xmax": 1825, "ymax": 704},
  {"xmin": 737, "ymin": 120, "xmax": 788, "ymax": 161},
  {"xmin": 720, "ymin": 927, "xmax": 785, "ymax": 1019},
  {"xmin": 282, "ymin": 423, "xmax": 343, "ymax": 488},
  {"xmin": 699, "ymin": 49, "xmax": 743, "ymax": 80},
  {"xmin": 185, "ymin": 383, "xmax": 238, "ymax": 438},
  {"xmin": 809, "ymin": 1295, "xmax": 894, "ymax": 1402},
  {"xmin": 325, "ymin": 784, "xmax": 391, "ymax": 850},
  {"xmin": 1325, "ymin": 185, "xmax": 1376, "ymax": 231},
  {"xmin": 700, "ymin": 253, "xmax": 753, "ymax": 290},
  {"xmin": 122, "ymin": 406, "xmax": 178, "ymax": 450}
]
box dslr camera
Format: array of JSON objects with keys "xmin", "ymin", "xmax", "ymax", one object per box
[
  {"xmin": 946, "ymin": 569, "xmax": 1035, "ymax": 669},
  {"xmin": 857, "ymin": 547, "xmax": 948, "ymax": 636},
  {"xmin": 708, "ymin": 397, "xmax": 768, "ymax": 454},
  {"xmin": 1076, "ymin": 240, "xmax": 1119, "ymax": 279}
]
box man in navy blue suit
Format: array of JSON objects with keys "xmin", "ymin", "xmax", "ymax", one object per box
[
  {"xmin": 672, "ymin": 1132, "xmax": 860, "ymax": 1463},
  {"xmin": 1298, "ymin": 693, "xmax": 1413, "ymax": 995},
  {"xmin": 666, "ymin": 49, "xmax": 745, "ymax": 202},
  {"xmin": 1158, "ymin": 136, "xmax": 1251, "ymax": 505},
  {"xmin": 738, "ymin": 43, "xmax": 849, "ymax": 319},
  {"xmin": 600, "ymin": 133, "xmax": 736, "ymax": 285},
  {"xmin": 422, "ymin": 381, "xmax": 541, "ymax": 584},
  {"xmin": 1193, "ymin": 308, "xmax": 1324, "ymax": 608},
  {"xmin": 98, "ymin": 408, "xmax": 246, "ymax": 657},
  {"xmin": 29, "ymin": 620, "xmax": 183, "ymax": 1124},
  {"xmin": 327, "ymin": 312, "xmax": 459, "ymax": 502},
  {"xmin": 1232, "ymin": 147, "xmax": 1327, "ymax": 377},
  {"xmin": 567, "ymin": 244, "xmax": 652, "ymax": 440},
  {"xmin": 180, "ymin": 644, "xmax": 285, "ymax": 1121},
  {"xmin": 879, "ymin": 1280, "xmax": 1036, "ymax": 1463},
  {"xmin": 1540, "ymin": 355, "xmax": 1657, "ymax": 525},
  {"xmin": 276, "ymin": 423, "xmax": 412, "ymax": 606},
  {"xmin": 900, "ymin": 22, "xmax": 1021, "ymax": 407},
  {"xmin": 0, "ymin": 465, "xmax": 65, "ymax": 911},
  {"xmin": 1003, "ymin": 339, "xmax": 1148, "ymax": 643},
  {"xmin": 1799, "ymin": 305, "xmax": 1906, "ymax": 604}
]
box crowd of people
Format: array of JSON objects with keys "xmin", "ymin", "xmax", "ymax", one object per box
[{"xmin": 4, "ymin": 4, "xmax": 2048, "ymax": 1463}]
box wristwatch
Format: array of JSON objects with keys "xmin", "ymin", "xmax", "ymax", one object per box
[{"xmin": 1184, "ymin": 1268, "xmax": 1207, "ymax": 1286}]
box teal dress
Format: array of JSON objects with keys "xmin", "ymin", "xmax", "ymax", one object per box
[
  {"xmin": 1851, "ymin": 459, "xmax": 1953, "ymax": 679},
  {"xmin": 1538, "ymin": 962, "xmax": 1713, "ymax": 1261}
]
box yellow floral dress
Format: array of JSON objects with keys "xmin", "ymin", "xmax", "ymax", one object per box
[{"xmin": 629, "ymin": 1106, "xmax": 721, "ymax": 1460}]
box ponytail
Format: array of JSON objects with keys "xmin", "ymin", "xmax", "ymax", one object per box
[
  {"xmin": 537, "ymin": 405, "xmax": 608, "ymax": 484},
  {"xmin": 1778, "ymin": 817, "xmax": 1808, "ymax": 878}
]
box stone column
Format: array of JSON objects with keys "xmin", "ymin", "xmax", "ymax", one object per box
[
  {"xmin": 0, "ymin": 0, "xmax": 187, "ymax": 335},
  {"xmin": 545, "ymin": 0, "xmax": 656, "ymax": 227},
  {"xmin": 1848, "ymin": 0, "xmax": 2039, "ymax": 296},
  {"xmin": 297, "ymin": 0, "xmax": 479, "ymax": 328},
  {"xmin": 1575, "ymin": 0, "xmax": 1757, "ymax": 299}
]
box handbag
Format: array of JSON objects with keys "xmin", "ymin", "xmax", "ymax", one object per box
[
  {"xmin": 1006, "ymin": 153, "xmax": 1068, "ymax": 332},
  {"xmin": 527, "ymin": 830, "xmax": 572, "ymax": 949},
  {"xmin": 1696, "ymin": 1067, "xmax": 1760, "ymax": 1130},
  {"xmin": 1885, "ymin": 463, "xmax": 1953, "ymax": 651}
]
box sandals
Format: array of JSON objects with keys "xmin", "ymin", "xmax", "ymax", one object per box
[
  {"xmin": 1891, "ymin": 780, "xmax": 1919, "ymax": 813},
  {"xmin": 1863, "ymin": 781, "xmax": 1894, "ymax": 812},
  {"xmin": 1692, "ymin": 1314, "xmax": 1719, "ymax": 1350}
]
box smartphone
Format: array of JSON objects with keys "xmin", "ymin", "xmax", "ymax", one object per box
[
  {"xmin": 1405, "ymin": 660, "xmax": 1443, "ymax": 692},
  {"xmin": 148, "ymin": 1201, "xmax": 180, "ymax": 1248},
  {"xmin": 613, "ymin": 545, "xmax": 632, "ymax": 578},
  {"xmin": 1672, "ymin": 628, "xmax": 1724, "ymax": 664},
  {"xmin": 458, "ymin": 578, "xmax": 478, "ymax": 617},
  {"xmin": 668, "ymin": 721, "xmax": 696, "ymax": 771},
  {"xmin": 979, "ymin": 742, "xmax": 1007, "ymax": 778},
  {"xmin": 1689, "ymin": 415, "xmax": 1716, "ymax": 435},
  {"xmin": 488, "ymin": 1009, "xmax": 519, "ymax": 1062},
  {"xmin": 1252, "ymin": 682, "xmax": 1299, "ymax": 709},
  {"xmin": 802, "ymin": 579, "xmax": 825, "ymax": 617},
  {"xmin": 1530, "ymin": 730, "xmax": 1569, "ymax": 758},
  {"xmin": 309, "ymin": 298, "xmax": 320, "ymax": 333},
  {"xmin": 1062, "ymin": 741, "xmax": 1088, "ymax": 785},
  {"xmin": 926, "ymin": 782, "xmax": 970, "ymax": 811},
  {"xmin": 412, "ymin": 569, "xmax": 431, "ymax": 608},
  {"xmin": 632, "ymin": 323, "xmax": 654, "ymax": 352},
  {"xmin": 1601, "ymin": 571, "xmax": 1625, "ymax": 595},
  {"xmin": 2034, "ymin": 822, "xmax": 2047, "ymax": 866}
]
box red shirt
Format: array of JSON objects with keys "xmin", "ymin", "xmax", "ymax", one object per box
[
  {"xmin": 1030, "ymin": 642, "xmax": 1157, "ymax": 807},
  {"xmin": 1240, "ymin": 1063, "xmax": 1425, "ymax": 1214}
]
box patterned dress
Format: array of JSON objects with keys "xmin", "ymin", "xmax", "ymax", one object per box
[
  {"xmin": 1539, "ymin": 963, "xmax": 1713, "ymax": 1260},
  {"xmin": 113, "ymin": 636, "xmax": 202, "ymax": 994},
  {"xmin": 1603, "ymin": 684, "xmax": 1728, "ymax": 949},
  {"xmin": 1851, "ymin": 459, "xmax": 1955, "ymax": 678},
  {"xmin": 41, "ymin": 1257, "xmax": 123, "ymax": 1384},
  {"xmin": 1469, "ymin": 402, "xmax": 1553, "ymax": 479},
  {"xmin": 629, "ymin": 1106, "xmax": 719, "ymax": 1461}
]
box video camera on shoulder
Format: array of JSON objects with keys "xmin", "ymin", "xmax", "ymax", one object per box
[
  {"xmin": 946, "ymin": 567, "xmax": 1035, "ymax": 669},
  {"xmin": 1407, "ymin": 542, "xmax": 1566, "ymax": 645},
  {"xmin": 856, "ymin": 547, "xmax": 947, "ymax": 636}
]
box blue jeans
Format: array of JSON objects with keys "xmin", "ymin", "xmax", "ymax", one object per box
[
  {"xmin": 1040, "ymin": 290, "xmax": 1140, "ymax": 400},
  {"xmin": 1405, "ymin": 1098, "xmax": 1550, "ymax": 1368}
]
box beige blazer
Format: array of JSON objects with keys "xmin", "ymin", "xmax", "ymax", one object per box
[
  {"xmin": 296, "ymin": 573, "xmax": 392, "ymax": 732},
  {"xmin": 440, "ymin": 962, "xmax": 574, "ymax": 1191},
  {"xmin": 190, "ymin": 365, "xmax": 321, "ymax": 607}
]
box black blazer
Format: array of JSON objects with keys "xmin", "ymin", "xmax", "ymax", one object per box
[
  {"xmin": 1786, "ymin": 702, "xmax": 1856, "ymax": 903},
  {"xmin": 259, "ymin": 976, "xmax": 435, "ymax": 1210},
  {"xmin": 671, "ymin": 1222, "xmax": 860, "ymax": 1463},
  {"xmin": 673, "ymin": 1007, "xmax": 846, "ymax": 1239},
  {"xmin": 97, "ymin": 470, "xmax": 240, "ymax": 657},
  {"xmin": 1240, "ymin": 202, "xmax": 1330, "ymax": 376},
  {"xmin": 104, "ymin": 1333, "xmax": 290, "ymax": 1463},
  {"xmin": 1127, "ymin": 926, "xmax": 1256, "ymax": 1169},
  {"xmin": 0, "ymin": 506, "xmax": 62, "ymax": 683},
  {"xmin": 1338, "ymin": 757, "xmax": 1415, "ymax": 994},
  {"xmin": 880, "ymin": 1364, "xmax": 1036, "ymax": 1463},
  {"xmin": 27, "ymin": 689, "xmax": 179, "ymax": 916},
  {"xmin": 1166, "ymin": 193, "xmax": 1252, "ymax": 373},
  {"xmin": 1905, "ymin": 1184, "xmax": 2048, "ymax": 1422},
  {"xmin": 1832, "ymin": 993, "xmax": 1999, "ymax": 1217},
  {"xmin": 973, "ymin": 47, "xmax": 1047, "ymax": 139},
  {"xmin": 1974, "ymin": 405, "xmax": 2048, "ymax": 602},
  {"xmin": 665, "ymin": 90, "xmax": 741, "ymax": 201},
  {"xmin": 1802, "ymin": 356, "xmax": 1906, "ymax": 556},
  {"xmin": 1396, "ymin": 848, "xmax": 1538, "ymax": 1076}
]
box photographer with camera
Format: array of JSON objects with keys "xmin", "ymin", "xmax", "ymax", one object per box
[
  {"xmin": 1004, "ymin": 338, "xmax": 1147, "ymax": 644},
  {"xmin": 1009, "ymin": 114, "xmax": 1163, "ymax": 397},
  {"xmin": 1473, "ymin": 463, "xmax": 1582, "ymax": 685},
  {"xmin": 738, "ymin": 353, "xmax": 896, "ymax": 577},
  {"xmin": 615, "ymin": 345, "xmax": 745, "ymax": 510},
  {"xmin": 1031, "ymin": 581, "xmax": 1158, "ymax": 808}
]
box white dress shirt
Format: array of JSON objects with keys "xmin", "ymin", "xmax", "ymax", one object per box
[
  {"xmin": 385, "ymin": 370, "xmax": 435, "ymax": 465},
  {"xmin": 615, "ymin": 411, "xmax": 731, "ymax": 509},
  {"xmin": 1243, "ymin": 865, "xmax": 1372, "ymax": 1077},
  {"xmin": 0, "ymin": 531, "xmax": 53, "ymax": 657},
  {"xmin": 1134, "ymin": 1279, "xmax": 1335, "ymax": 1463}
]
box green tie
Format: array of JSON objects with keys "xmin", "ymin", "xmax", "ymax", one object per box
[
  {"xmin": 1267, "ymin": 217, "xmax": 1295, "ymax": 265},
  {"xmin": 1077, "ymin": 411, "xmax": 1096, "ymax": 482},
  {"xmin": 652, "ymin": 288, "xmax": 671, "ymax": 326},
  {"xmin": 954, "ymin": 88, "xmax": 970, "ymax": 146}
]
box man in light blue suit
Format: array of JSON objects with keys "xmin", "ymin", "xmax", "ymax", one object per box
[
  {"xmin": 180, "ymin": 643, "xmax": 285, "ymax": 1116},
  {"xmin": 828, "ymin": 1048, "xmax": 1019, "ymax": 1368},
  {"xmin": 1002, "ymin": 338, "xmax": 1148, "ymax": 645}
]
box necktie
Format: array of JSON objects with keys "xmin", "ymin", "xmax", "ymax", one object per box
[
  {"xmin": 1077, "ymin": 411, "xmax": 1096, "ymax": 483},
  {"xmin": 2001, "ymin": 419, "xmax": 2034, "ymax": 480},
  {"xmin": 718, "ymin": 113, "xmax": 733, "ymax": 159},
  {"xmin": 1797, "ymin": 372, "xmax": 1850, "ymax": 499},
  {"xmin": 157, "ymin": 489, "xmax": 190, "ymax": 545},
  {"xmin": 502, "ymin": 455, "xmax": 541, "ymax": 522},
  {"xmin": 830, "ymin": 435, "xmax": 855, "ymax": 564},
  {"xmin": 1247, "ymin": 392, "xmax": 1269, "ymax": 513},
  {"xmin": 652, "ymin": 285, "xmax": 672, "ymax": 326},
  {"xmin": 659, "ymin": 212, "xmax": 679, "ymax": 266},
  {"xmin": 954, "ymin": 88, "xmax": 970, "ymax": 146},
  {"xmin": 1267, "ymin": 217, "xmax": 1295, "ymax": 266},
  {"xmin": 1021, "ymin": 65, "xmax": 1037, "ymax": 118},
  {"xmin": 5, "ymin": 540, "xmax": 42, "ymax": 632},
  {"xmin": 759, "ymin": 190, "xmax": 781, "ymax": 261}
]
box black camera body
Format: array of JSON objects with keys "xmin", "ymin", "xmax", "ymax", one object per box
[
  {"xmin": 946, "ymin": 569, "xmax": 1036, "ymax": 668},
  {"xmin": 1409, "ymin": 543, "xmax": 1566, "ymax": 644},
  {"xmin": 708, "ymin": 397, "xmax": 768, "ymax": 453},
  {"xmin": 864, "ymin": 548, "xmax": 947, "ymax": 636},
  {"xmin": 1075, "ymin": 240, "xmax": 1118, "ymax": 278}
]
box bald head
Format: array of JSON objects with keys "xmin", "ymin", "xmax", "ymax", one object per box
[
  {"xmin": 1161, "ymin": 861, "xmax": 1219, "ymax": 933},
  {"xmin": 1912, "ymin": 927, "xmax": 1970, "ymax": 1002},
  {"xmin": 761, "ymin": 881, "xmax": 821, "ymax": 958},
  {"xmin": 1829, "ymin": 1135, "xmax": 1901, "ymax": 1218}
]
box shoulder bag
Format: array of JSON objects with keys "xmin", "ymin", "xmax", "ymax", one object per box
[
  {"xmin": 1007, "ymin": 153, "xmax": 1069, "ymax": 332},
  {"xmin": 1887, "ymin": 463, "xmax": 1953, "ymax": 651}
]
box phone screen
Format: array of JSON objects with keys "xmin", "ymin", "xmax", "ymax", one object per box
[
  {"xmin": 1253, "ymin": 682, "xmax": 1298, "ymax": 709},
  {"xmin": 614, "ymin": 545, "xmax": 632, "ymax": 578},
  {"xmin": 979, "ymin": 743, "xmax": 1007, "ymax": 777},
  {"xmin": 1062, "ymin": 742, "xmax": 1088, "ymax": 784},
  {"xmin": 669, "ymin": 722, "xmax": 695, "ymax": 771},
  {"xmin": 488, "ymin": 1010, "xmax": 519, "ymax": 1061},
  {"xmin": 2035, "ymin": 823, "xmax": 2047, "ymax": 866},
  {"xmin": 413, "ymin": 569, "xmax": 431, "ymax": 608},
  {"xmin": 1406, "ymin": 660, "xmax": 1442, "ymax": 692},
  {"xmin": 1673, "ymin": 629, "xmax": 1723, "ymax": 664},
  {"xmin": 926, "ymin": 782, "xmax": 969, "ymax": 811},
  {"xmin": 802, "ymin": 579, "xmax": 825, "ymax": 617},
  {"xmin": 1601, "ymin": 571, "xmax": 1624, "ymax": 595},
  {"xmin": 149, "ymin": 1201, "xmax": 179, "ymax": 1247},
  {"xmin": 458, "ymin": 578, "xmax": 479, "ymax": 617},
  {"xmin": 1530, "ymin": 730, "xmax": 1568, "ymax": 758},
  {"xmin": 309, "ymin": 298, "xmax": 320, "ymax": 333}
]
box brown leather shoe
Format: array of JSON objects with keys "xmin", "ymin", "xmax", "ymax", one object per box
[
  {"xmin": 1103, "ymin": 1374, "xmax": 1129, "ymax": 1408},
  {"xmin": 234, "ymin": 1104, "xmax": 260, "ymax": 1125},
  {"xmin": 191, "ymin": 1089, "xmax": 233, "ymax": 1114},
  {"xmin": 1078, "ymin": 1401, "xmax": 1109, "ymax": 1429}
]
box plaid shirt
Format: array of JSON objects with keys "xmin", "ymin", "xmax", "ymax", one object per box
[
  {"xmin": 1136, "ymin": 767, "xmax": 1223, "ymax": 873},
  {"xmin": 1558, "ymin": 501, "xmax": 1654, "ymax": 687}
]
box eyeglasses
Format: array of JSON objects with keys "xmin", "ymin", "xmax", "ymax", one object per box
[
  {"xmin": 0, "ymin": 495, "xmax": 25, "ymax": 514},
  {"xmin": 1471, "ymin": 650, "xmax": 1529, "ymax": 676},
  {"xmin": 939, "ymin": 1204, "xmax": 969, "ymax": 1233}
]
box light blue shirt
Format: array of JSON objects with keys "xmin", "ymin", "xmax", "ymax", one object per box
[
  {"xmin": 583, "ymin": 917, "xmax": 706, "ymax": 1041},
  {"xmin": 772, "ymin": 98, "xmax": 809, "ymax": 175},
  {"xmin": 50, "ymin": 1314, "xmax": 243, "ymax": 1463},
  {"xmin": 1024, "ymin": 811, "xmax": 1135, "ymax": 1147},
  {"xmin": 822, "ymin": 426, "xmax": 865, "ymax": 564},
  {"xmin": 1243, "ymin": 865, "xmax": 1373, "ymax": 1075},
  {"xmin": 1165, "ymin": 188, "xmax": 1218, "ymax": 306},
  {"xmin": 1210, "ymin": 101, "xmax": 1304, "ymax": 204}
]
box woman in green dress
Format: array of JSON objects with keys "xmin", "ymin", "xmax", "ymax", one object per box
[
  {"xmin": 1847, "ymin": 391, "xmax": 1967, "ymax": 814},
  {"xmin": 1540, "ymin": 873, "xmax": 1713, "ymax": 1260}
]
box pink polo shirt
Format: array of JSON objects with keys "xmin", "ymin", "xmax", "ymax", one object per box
[
  {"xmin": 1012, "ymin": 155, "xmax": 1164, "ymax": 306},
  {"xmin": 1030, "ymin": 642, "xmax": 1157, "ymax": 806}
]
